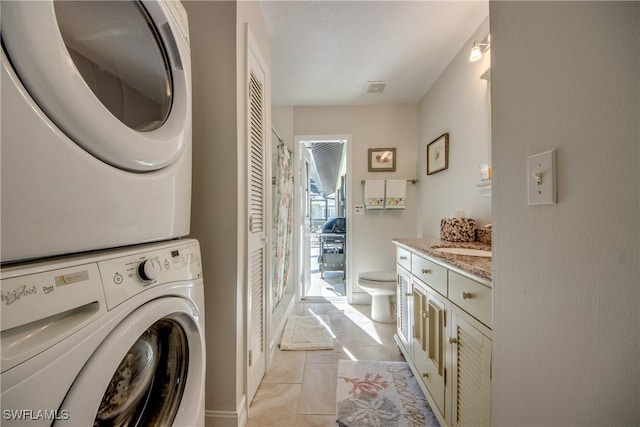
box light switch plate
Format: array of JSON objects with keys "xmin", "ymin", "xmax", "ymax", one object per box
[
  {"xmin": 527, "ymin": 149, "xmax": 557, "ymax": 205},
  {"xmin": 354, "ymin": 204, "xmax": 365, "ymax": 215}
]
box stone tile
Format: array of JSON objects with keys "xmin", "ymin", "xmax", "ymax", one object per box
[
  {"xmin": 369, "ymin": 321, "xmax": 398, "ymax": 344},
  {"xmin": 294, "ymin": 414, "xmax": 338, "ymax": 427},
  {"xmin": 245, "ymin": 417, "xmax": 297, "ymax": 427},
  {"xmin": 297, "ymin": 303, "xmax": 344, "ymax": 316},
  {"xmin": 363, "ymin": 344, "xmax": 406, "ymax": 362},
  {"xmin": 262, "ymin": 349, "xmax": 306, "ymax": 383},
  {"xmin": 329, "ymin": 315, "xmax": 378, "ymax": 341},
  {"xmin": 248, "ymin": 383, "xmax": 301, "ymax": 425},
  {"xmin": 331, "ymin": 339, "xmax": 367, "ymax": 361},
  {"xmin": 298, "ymin": 363, "xmax": 338, "ymax": 415},
  {"xmin": 306, "ymin": 346, "xmax": 357, "ymax": 364}
]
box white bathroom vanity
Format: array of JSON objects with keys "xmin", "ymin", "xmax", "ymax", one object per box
[{"xmin": 393, "ymin": 238, "xmax": 492, "ymax": 427}]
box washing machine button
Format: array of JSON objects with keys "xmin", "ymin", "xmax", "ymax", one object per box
[{"xmin": 113, "ymin": 273, "xmax": 124, "ymax": 285}]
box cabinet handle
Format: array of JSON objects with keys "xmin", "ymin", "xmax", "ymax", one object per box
[
  {"xmin": 421, "ymin": 268, "xmax": 432, "ymax": 274},
  {"xmin": 449, "ymin": 337, "xmax": 458, "ymax": 344},
  {"xmin": 422, "ymin": 310, "xmax": 428, "ymax": 319},
  {"xmin": 400, "ymin": 256, "xmax": 408, "ymax": 260},
  {"xmin": 422, "ymin": 372, "xmax": 429, "ymax": 378},
  {"xmin": 461, "ymin": 291, "xmax": 473, "ymax": 300},
  {"xmin": 406, "ymin": 292, "xmax": 413, "ymax": 297}
]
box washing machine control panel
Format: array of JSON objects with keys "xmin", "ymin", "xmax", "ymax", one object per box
[{"xmin": 99, "ymin": 241, "xmax": 202, "ymax": 310}]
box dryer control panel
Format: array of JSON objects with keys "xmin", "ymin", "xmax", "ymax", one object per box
[{"xmin": 99, "ymin": 240, "xmax": 202, "ymax": 310}]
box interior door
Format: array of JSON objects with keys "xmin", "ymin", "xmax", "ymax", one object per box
[{"xmin": 246, "ymin": 27, "xmax": 269, "ymax": 404}]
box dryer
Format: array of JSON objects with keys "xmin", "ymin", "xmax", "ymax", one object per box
[
  {"xmin": 1, "ymin": 0, "xmax": 192, "ymax": 263},
  {"xmin": 1, "ymin": 239, "xmax": 205, "ymax": 426}
]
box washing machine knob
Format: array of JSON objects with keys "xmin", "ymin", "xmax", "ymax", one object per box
[{"xmin": 138, "ymin": 258, "xmax": 162, "ymax": 282}]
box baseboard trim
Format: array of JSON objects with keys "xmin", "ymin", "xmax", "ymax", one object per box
[{"xmin": 204, "ymin": 395, "xmax": 247, "ymax": 427}]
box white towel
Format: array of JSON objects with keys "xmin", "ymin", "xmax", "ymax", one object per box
[
  {"xmin": 385, "ymin": 179, "xmax": 406, "ymax": 209},
  {"xmin": 364, "ymin": 180, "xmax": 385, "ymax": 209}
]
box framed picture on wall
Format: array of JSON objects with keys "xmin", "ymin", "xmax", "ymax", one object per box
[
  {"xmin": 368, "ymin": 148, "xmax": 396, "ymax": 172},
  {"xmin": 427, "ymin": 133, "xmax": 449, "ymax": 175}
]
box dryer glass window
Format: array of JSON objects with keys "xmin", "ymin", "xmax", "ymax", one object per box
[
  {"xmin": 54, "ymin": 0, "xmax": 172, "ymax": 132},
  {"xmin": 96, "ymin": 319, "xmax": 188, "ymax": 426}
]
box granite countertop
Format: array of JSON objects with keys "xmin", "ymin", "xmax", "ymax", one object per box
[{"xmin": 393, "ymin": 238, "xmax": 492, "ymax": 284}]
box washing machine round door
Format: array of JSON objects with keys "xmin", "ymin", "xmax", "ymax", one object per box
[
  {"xmin": 1, "ymin": 0, "xmax": 191, "ymax": 172},
  {"xmin": 55, "ymin": 297, "xmax": 205, "ymax": 426}
]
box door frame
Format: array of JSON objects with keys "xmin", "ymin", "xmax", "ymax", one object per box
[{"xmin": 293, "ymin": 134, "xmax": 352, "ymax": 302}]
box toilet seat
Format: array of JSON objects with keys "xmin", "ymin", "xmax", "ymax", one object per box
[{"xmin": 358, "ymin": 271, "xmax": 396, "ymax": 282}]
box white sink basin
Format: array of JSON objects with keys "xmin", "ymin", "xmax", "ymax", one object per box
[{"xmin": 432, "ymin": 247, "xmax": 492, "ymax": 257}]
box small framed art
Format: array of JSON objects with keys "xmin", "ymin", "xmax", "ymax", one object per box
[
  {"xmin": 368, "ymin": 148, "xmax": 396, "ymax": 172},
  {"xmin": 427, "ymin": 133, "xmax": 449, "ymax": 175}
]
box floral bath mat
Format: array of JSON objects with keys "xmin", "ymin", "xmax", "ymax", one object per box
[{"xmin": 336, "ymin": 360, "xmax": 440, "ymax": 427}]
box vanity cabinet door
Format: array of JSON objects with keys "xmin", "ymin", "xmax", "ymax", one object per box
[
  {"xmin": 450, "ymin": 307, "xmax": 492, "ymax": 427},
  {"xmin": 396, "ymin": 265, "xmax": 412, "ymax": 353},
  {"xmin": 412, "ymin": 278, "xmax": 448, "ymax": 415}
]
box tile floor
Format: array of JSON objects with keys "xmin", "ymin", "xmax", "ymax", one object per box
[{"xmin": 246, "ymin": 300, "xmax": 403, "ymax": 427}]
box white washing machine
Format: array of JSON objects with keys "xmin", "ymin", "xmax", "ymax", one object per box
[
  {"xmin": 1, "ymin": 239, "xmax": 205, "ymax": 426},
  {"xmin": 1, "ymin": 0, "xmax": 192, "ymax": 263}
]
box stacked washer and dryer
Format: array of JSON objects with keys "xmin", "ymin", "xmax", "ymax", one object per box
[{"xmin": 1, "ymin": 1, "xmax": 205, "ymax": 425}]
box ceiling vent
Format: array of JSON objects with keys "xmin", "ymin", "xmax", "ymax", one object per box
[{"xmin": 366, "ymin": 81, "xmax": 388, "ymax": 94}]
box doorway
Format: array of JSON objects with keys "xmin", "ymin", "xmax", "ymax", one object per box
[{"xmin": 294, "ymin": 135, "xmax": 351, "ymax": 302}]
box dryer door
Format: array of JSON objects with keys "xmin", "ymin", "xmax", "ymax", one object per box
[
  {"xmin": 55, "ymin": 297, "xmax": 205, "ymax": 426},
  {"xmin": 1, "ymin": 0, "xmax": 191, "ymax": 172}
]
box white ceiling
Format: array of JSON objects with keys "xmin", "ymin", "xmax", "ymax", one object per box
[{"xmin": 259, "ymin": 1, "xmax": 489, "ymax": 107}]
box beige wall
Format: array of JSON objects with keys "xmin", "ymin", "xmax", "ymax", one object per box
[
  {"xmin": 186, "ymin": 1, "xmax": 271, "ymax": 424},
  {"xmin": 490, "ymin": 2, "xmax": 639, "ymax": 424},
  {"xmin": 185, "ymin": 0, "xmax": 239, "ymax": 418},
  {"xmin": 272, "ymin": 106, "xmax": 295, "ymax": 152},
  {"xmin": 417, "ymin": 17, "xmax": 492, "ymax": 239},
  {"xmin": 292, "ymin": 105, "xmax": 419, "ymax": 300}
]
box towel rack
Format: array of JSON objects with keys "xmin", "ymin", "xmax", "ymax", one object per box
[{"xmin": 361, "ymin": 179, "xmax": 418, "ymax": 185}]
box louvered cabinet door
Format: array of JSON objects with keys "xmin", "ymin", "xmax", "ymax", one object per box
[{"xmin": 450, "ymin": 308, "xmax": 492, "ymax": 427}]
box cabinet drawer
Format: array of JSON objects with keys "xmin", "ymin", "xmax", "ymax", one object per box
[
  {"xmin": 396, "ymin": 247, "xmax": 411, "ymax": 270},
  {"xmin": 449, "ymin": 271, "xmax": 492, "ymax": 328},
  {"xmin": 411, "ymin": 256, "xmax": 447, "ymax": 296}
]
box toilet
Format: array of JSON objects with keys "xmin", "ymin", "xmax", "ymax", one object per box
[{"xmin": 357, "ymin": 271, "xmax": 397, "ymax": 323}]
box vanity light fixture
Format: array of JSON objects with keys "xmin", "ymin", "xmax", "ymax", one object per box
[{"xmin": 469, "ymin": 35, "xmax": 490, "ymax": 62}]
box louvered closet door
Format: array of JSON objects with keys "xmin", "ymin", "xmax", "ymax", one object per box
[
  {"xmin": 246, "ymin": 28, "xmax": 269, "ymax": 404},
  {"xmin": 450, "ymin": 308, "xmax": 492, "ymax": 427}
]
